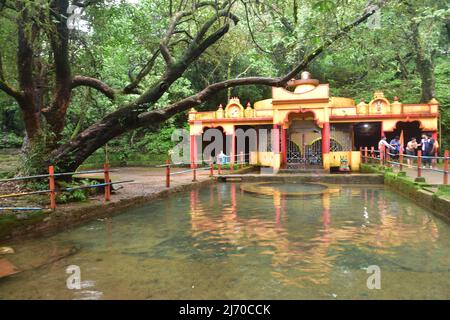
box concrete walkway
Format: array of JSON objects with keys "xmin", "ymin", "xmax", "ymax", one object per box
[
  {"xmin": 89, "ymin": 166, "xmax": 213, "ymax": 199},
  {"xmin": 1, "ymin": 167, "xmax": 219, "ymax": 241},
  {"xmin": 389, "ymin": 164, "xmax": 446, "ymax": 185}
]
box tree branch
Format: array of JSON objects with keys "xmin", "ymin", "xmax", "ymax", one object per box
[
  {"xmin": 71, "ymin": 76, "xmax": 115, "ymax": 100},
  {"xmin": 0, "ymin": 81, "xmax": 23, "ymax": 101},
  {"xmin": 123, "ymin": 49, "xmax": 160, "ymax": 94},
  {"xmin": 137, "ymin": 2, "xmax": 383, "ymax": 124}
]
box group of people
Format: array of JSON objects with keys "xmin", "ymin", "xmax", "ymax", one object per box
[{"xmin": 378, "ymin": 134, "xmax": 438, "ymax": 168}]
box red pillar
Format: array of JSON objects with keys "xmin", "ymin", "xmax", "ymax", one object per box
[
  {"xmin": 231, "ymin": 127, "xmax": 235, "ymax": 170},
  {"xmin": 190, "ymin": 135, "xmax": 197, "ymax": 168},
  {"xmin": 321, "ymin": 122, "xmax": 330, "ymax": 156},
  {"xmin": 281, "ymin": 127, "xmax": 287, "ymax": 168}
]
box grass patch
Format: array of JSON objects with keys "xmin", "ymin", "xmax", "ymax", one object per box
[
  {"xmin": 434, "ymin": 185, "xmax": 450, "ymax": 200},
  {"xmin": 80, "ymin": 152, "xmax": 169, "ymax": 169},
  {"xmin": 0, "ymin": 149, "xmax": 19, "ymax": 175}
]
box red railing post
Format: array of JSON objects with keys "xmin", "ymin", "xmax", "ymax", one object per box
[
  {"xmin": 49, "ymin": 166, "xmax": 56, "ymax": 210},
  {"xmin": 240, "ymin": 151, "xmax": 244, "ymax": 169},
  {"xmin": 371, "ymin": 146, "xmax": 374, "ymax": 160},
  {"xmin": 386, "ymin": 148, "xmax": 391, "ymax": 167},
  {"xmin": 359, "ymin": 147, "xmax": 363, "ymax": 164},
  {"xmin": 399, "ymin": 149, "xmax": 403, "ymax": 171},
  {"xmin": 380, "ymin": 145, "xmax": 385, "ymax": 166},
  {"xmin": 364, "ymin": 147, "xmax": 368, "ymax": 164},
  {"xmin": 217, "ymin": 156, "xmax": 221, "ymax": 175},
  {"xmin": 417, "ymin": 150, "xmax": 422, "ymax": 178},
  {"xmin": 444, "ymin": 150, "xmax": 448, "ymax": 185},
  {"xmin": 209, "ymin": 157, "xmax": 213, "ymax": 177},
  {"xmin": 166, "ymin": 160, "xmax": 170, "ymax": 188},
  {"xmin": 192, "ymin": 162, "xmax": 197, "ymax": 182},
  {"xmin": 104, "ymin": 163, "xmax": 111, "ymax": 201}
]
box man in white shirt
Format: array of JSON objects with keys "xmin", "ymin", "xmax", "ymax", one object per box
[
  {"xmin": 378, "ymin": 136, "xmax": 392, "ymax": 150},
  {"xmin": 378, "ymin": 136, "xmax": 393, "ymax": 160}
]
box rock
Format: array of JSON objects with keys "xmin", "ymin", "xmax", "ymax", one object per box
[
  {"xmin": 16, "ymin": 213, "xmax": 28, "ymax": 220},
  {"xmin": 0, "ymin": 259, "xmax": 20, "ymax": 278},
  {"xmin": 0, "ymin": 247, "xmax": 15, "ymax": 255}
]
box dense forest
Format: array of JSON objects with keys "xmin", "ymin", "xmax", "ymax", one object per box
[{"xmin": 0, "ymin": 0, "xmax": 448, "ymax": 173}]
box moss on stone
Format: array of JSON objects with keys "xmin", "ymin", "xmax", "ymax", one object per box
[{"xmin": 0, "ymin": 211, "xmax": 47, "ymax": 239}]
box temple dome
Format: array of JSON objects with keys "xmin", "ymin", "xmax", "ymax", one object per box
[{"xmin": 287, "ymin": 71, "xmax": 320, "ymax": 94}]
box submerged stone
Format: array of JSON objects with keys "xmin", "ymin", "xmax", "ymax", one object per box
[
  {"xmin": 0, "ymin": 247, "xmax": 15, "ymax": 255},
  {"xmin": 0, "ymin": 259, "xmax": 20, "ymax": 278}
]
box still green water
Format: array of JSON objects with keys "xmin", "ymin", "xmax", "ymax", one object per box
[{"xmin": 0, "ymin": 183, "xmax": 449, "ymax": 299}]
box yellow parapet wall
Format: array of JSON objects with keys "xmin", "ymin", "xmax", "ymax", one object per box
[{"xmin": 328, "ymin": 151, "xmax": 361, "ymax": 171}]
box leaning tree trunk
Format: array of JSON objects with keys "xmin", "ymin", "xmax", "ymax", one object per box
[
  {"xmin": 0, "ymin": 0, "xmax": 382, "ymax": 174},
  {"xmin": 409, "ymin": 4, "xmax": 436, "ymax": 103},
  {"xmin": 416, "ymin": 54, "xmax": 436, "ymax": 103}
]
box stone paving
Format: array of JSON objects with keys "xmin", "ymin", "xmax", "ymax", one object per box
[{"xmin": 388, "ymin": 164, "xmax": 446, "ymax": 185}]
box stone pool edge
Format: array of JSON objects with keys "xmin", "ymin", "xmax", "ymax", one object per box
[
  {"xmin": 361, "ymin": 164, "xmax": 450, "ymax": 222},
  {"xmin": 0, "ymin": 178, "xmax": 215, "ymax": 243}
]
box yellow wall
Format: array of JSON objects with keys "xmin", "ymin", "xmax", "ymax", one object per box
[{"xmin": 328, "ymin": 151, "xmax": 361, "ymax": 171}]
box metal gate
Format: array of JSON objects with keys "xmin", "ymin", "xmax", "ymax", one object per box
[
  {"xmin": 286, "ymin": 138, "xmax": 322, "ymax": 166},
  {"xmin": 287, "ymin": 140, "xmax": 302, "ymax": 164}
]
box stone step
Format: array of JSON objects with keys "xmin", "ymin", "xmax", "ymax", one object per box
[{"xmin": 279, "ymin": 169, "xmax": 329, "ymax": 174}]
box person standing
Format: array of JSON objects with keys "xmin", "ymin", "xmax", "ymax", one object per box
[
  {"xmin": 389, "ymin": 136, "xmax": 401, "ymax": 160},
  {"xmin": 378, "ymin": 136, "xmax": 393, "ymax": 160},
  {"xmin": 424, "ymin": 134, "xmax": 436, "ymax": 168},
  {"xmin": 405, "ymin": 137, "xmax": 418, "ymax": 167}
]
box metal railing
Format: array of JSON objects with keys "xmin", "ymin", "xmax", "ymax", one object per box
[
  {"xmin": 360, "ymin": 146, "xmax": 449, "ymax": 184},
  {"xmin": 161, "ymin": 152, "xmax": 250, "ymax": 188},
  {"xmin": 0, "ymin": 164, "xmax": 133, "ymax": 211}
]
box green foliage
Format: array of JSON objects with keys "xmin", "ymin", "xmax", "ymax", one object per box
[
  {"xmin": 434, "ymin": 185, "xmax": 450, "ymax": 199},
  {"xmin": 56, "ymin": 189, "xmax": 87, "ymax": 204},
  {"xmin": 0, "ymin": 132, "xmax": 23, "ymax": 148},
  {"xmin": 0, "ymin": 0, "xmax": 449, "ymax": 170}
]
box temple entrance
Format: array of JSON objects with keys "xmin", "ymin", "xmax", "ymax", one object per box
[
  {"xmin": 286, "ymin": 119, "xmax": 322, "ymax": 168},
  {"xmin": 353, "ymin": 122, "xmax": 381, "ymax": 150},
  {"xmin": 386, "ymin": 121, "xmax": 422, "ymax": 144}
]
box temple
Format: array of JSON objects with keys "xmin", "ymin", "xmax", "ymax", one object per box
[{"xmin": 188, "ymin": 72, "xmax": 439, "ymax": 171}]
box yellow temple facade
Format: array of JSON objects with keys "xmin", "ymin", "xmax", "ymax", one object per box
[{"xmin": 188, "ymin": 72, "xmax": 439, "ymax": 171}]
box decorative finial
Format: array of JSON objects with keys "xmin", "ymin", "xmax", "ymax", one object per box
[
  {"xmin": 428, "ymin": 97, "xmax": 439, "ymax": 104},
  {"xmin": 301, "ymin": 71, "xmax": 311, "ymax": 80}
]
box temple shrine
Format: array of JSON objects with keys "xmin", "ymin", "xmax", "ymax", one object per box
[{"xmin": 188, "ymin": 71, "xmax": 439, "ymax": 171}]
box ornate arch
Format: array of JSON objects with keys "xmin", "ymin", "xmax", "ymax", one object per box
[
  {"xmin": 383, "ymin": 119, "xmax": 424, "ymax": 132},
  {"xmin": 283, "ymin": 109, "xmax": 323, "ymax": 128}
]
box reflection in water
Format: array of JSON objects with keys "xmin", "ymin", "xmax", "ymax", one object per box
[
  {"xmin": 0, "ymin": 184, "xmax": 449, "ymax": 299},
  {"xmin": 188, "ymin": 184, "xmax": 447, "ymax": 291}
]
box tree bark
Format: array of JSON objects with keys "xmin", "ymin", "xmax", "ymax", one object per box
[
  {"xmin": 408, "ymin": 2, "xmax": 436, "ymax": 103},
  {"xmin": 0, "ymin": 0, "xmax": 381, "ymax": 173}
]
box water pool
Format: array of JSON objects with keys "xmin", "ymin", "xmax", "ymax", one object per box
[{"xmin": 0, "ymin": 183, "xmax": 449, "ymax": 299}]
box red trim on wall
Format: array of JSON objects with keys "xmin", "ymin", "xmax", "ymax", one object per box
[
  {"xmin": 330, "ymin": 113, "xmax": 437, "ymax": 120},
  {"xmin": 188, "ymin": 117, "xmax": 273, "ymax": 124},
  {"xmin": 272, "ymin": 98, "xmax": 329, "ymax": 105}
]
